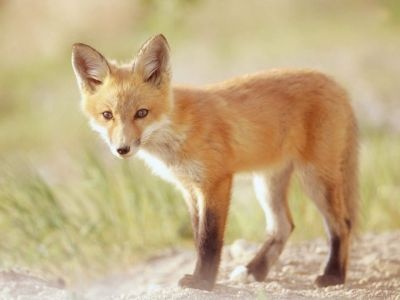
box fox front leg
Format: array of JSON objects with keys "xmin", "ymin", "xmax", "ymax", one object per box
[{"xmin": 179, "ymin": 175, "xmax": 232, "ymax": 291}]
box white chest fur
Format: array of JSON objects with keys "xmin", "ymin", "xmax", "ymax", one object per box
[{"xmin": 137, "ymin": 150, "xmax": 203, "ymax": 187}]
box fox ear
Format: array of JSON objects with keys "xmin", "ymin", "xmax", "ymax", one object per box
[
  {"xmin": 71, "ymin": 43, "xmax": 110, "ymax": 93},
  {"xmin": 134, "ymin": 34, "xmax": 170, "ymax": 85}
]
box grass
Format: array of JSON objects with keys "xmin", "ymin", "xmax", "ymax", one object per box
[{"xmin": 0, "ymin": 154, "xmax": 187, "ymax": 281}]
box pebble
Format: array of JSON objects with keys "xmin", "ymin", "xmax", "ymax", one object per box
[{"xmin": 229, "ymin": 265, "xmax": 248, "ymax": 282}]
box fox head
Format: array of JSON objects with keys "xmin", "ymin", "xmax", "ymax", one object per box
[{"xmin": 71, "ymin": 34, "xmax": 172, "ymax": 158}]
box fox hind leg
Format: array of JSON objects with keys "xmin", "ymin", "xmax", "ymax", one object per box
[
  {"xmin": 300, "ymin": 165, "xmax": 351, "ymax": 287},
  {"xmin": 246, "ymin": 163, "xmax": 294, "ymax": 281}
]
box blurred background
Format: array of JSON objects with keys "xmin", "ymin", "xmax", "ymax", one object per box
[{"xmin": 0, "ymin": 0, "xmax": 399, "ymax": 284}]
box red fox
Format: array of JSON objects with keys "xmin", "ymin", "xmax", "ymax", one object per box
[{"xmin": 72, "ymin": 34, "xmax": 358, "ymax": 291}]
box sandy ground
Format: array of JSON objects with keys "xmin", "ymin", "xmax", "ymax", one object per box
[{"xmin": 1, "ymin": 231, "xmax": 399, "ymax": 300}]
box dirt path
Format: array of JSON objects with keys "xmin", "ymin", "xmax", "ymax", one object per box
[{"xmin": 1, "ymin": 231, "xmax": 399, "ymax": 299}]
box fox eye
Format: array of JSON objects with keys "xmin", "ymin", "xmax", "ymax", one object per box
[
  {"xmin": 135, "ymin": 108, "xmax": 149, "ymax": 119},
  {"xmin": 102, "ymin": 111, "xmax": 113, "ymax": 120}
]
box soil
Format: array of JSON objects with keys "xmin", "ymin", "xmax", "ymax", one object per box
[{"xmin": 1, "ymin": 231, "xmax": 399, "ymax": 299}]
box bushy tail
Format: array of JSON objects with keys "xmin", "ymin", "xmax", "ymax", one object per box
[{"xmin": 342, "ymin": 114, "xmax": 359, "ymax": 232}]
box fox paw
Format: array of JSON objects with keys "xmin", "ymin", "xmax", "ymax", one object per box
[
  {"xmin": 178, "ymin": 274, "xmax": 214, "ymax": 291},
  {"xmin": 247, "ymin": 261, "xmax": 268, "ymax": 282},
  {"xmin": 315, "ymin": 274, "xmax": 345, "ymax": 287}
]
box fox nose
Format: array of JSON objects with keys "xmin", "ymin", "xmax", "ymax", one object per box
[{"xmin": 117, "ymin": 146, "xmax": 130, "ymax": 155}]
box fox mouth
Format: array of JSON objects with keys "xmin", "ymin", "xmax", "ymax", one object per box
[{"xmin": 118, "ymin": 153, "xmax": 134, "ymax": 159}]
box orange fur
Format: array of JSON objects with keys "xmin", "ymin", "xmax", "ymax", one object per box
[{"xmin": 72, "ymin": 34, "xmax": 358, "ymax": 290}]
